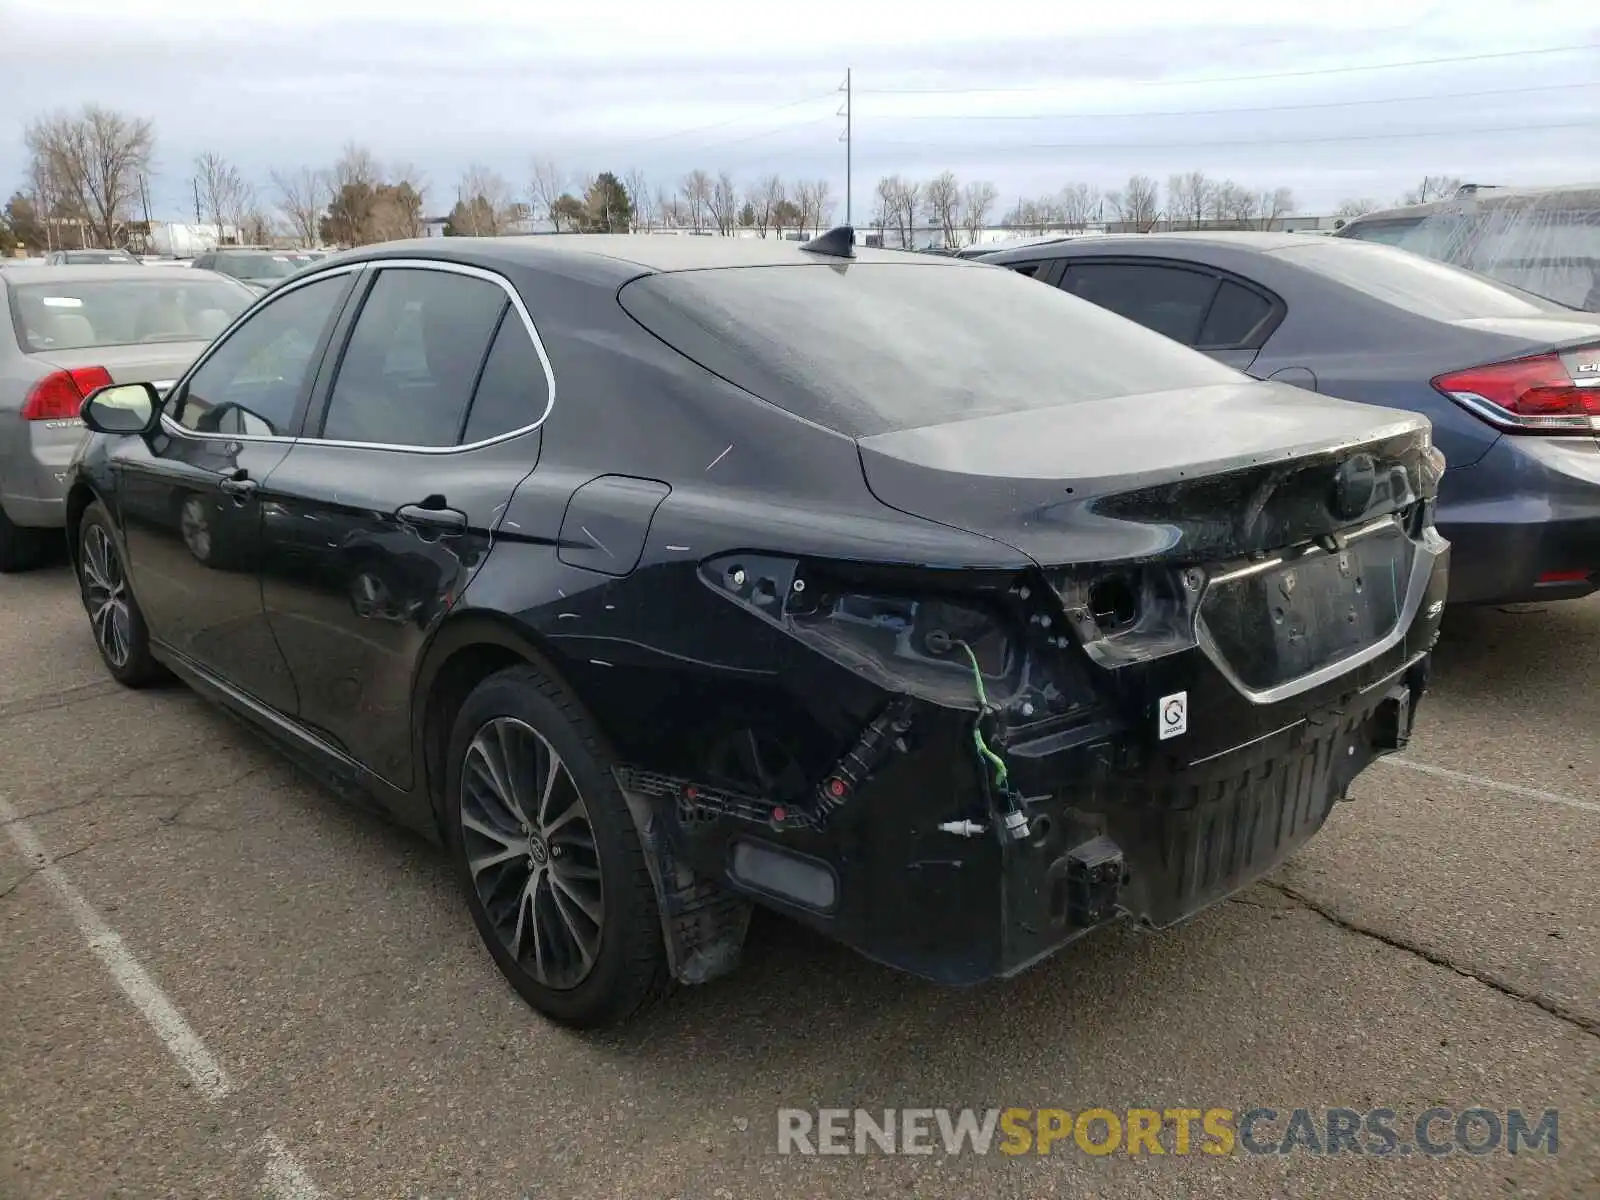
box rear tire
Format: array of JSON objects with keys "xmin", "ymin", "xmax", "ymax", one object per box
[
  {"xmin": 0, "ymin": 506, "xmax": 43, "ymax": 574},
  {"xmin": 446, "ymin": 664, "xmax": 668, "ymax": 1029},
  {"xmin": 76, "ymin": 502, "xmax": 165, "ymax": 688}
]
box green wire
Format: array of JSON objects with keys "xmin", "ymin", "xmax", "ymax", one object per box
[{"xmin": 957, "ymin": 641, "xmax": 1009, "ymax": 791}]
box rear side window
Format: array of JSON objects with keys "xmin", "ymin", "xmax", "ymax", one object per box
[
  {"xmin": 319, "ymin": 267, "xmax": 508, "ymax": 447},
  {"xmin": 618, "ymin": 262, "xmax": 1242, "ymax": 438},
  {"xmin": 1061, "ymin": 262, "xmax": 1219, "ymax": 344},
  {"xmin": 1198, "ymin": 280, "xmax": 1275, "ymax": 347},
  {"xmin": 1275, "ymin": 238, "xmax": 1567, "ymax": 319},
  {"xmin": 460, "ymin": 310, "xmax": 550, "ymax": 444}
]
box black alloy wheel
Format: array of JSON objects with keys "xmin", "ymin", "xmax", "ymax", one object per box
[{"xmin": 446, "ymin": 665, "xmax": 668, "ymax": 1028}]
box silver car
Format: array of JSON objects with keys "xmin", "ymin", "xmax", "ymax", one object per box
[{"xmin": 0, "ymin": 265, "xmax": 256, "ymax": 571}]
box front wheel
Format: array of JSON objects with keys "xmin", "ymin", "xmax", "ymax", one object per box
[
  {"xmin": 446, "ymin": 665, "xmax": 668, "ymax": 1028},
  {"xmin": 77, "ymin": 503, "xmax": 166, "ymax": 687}
]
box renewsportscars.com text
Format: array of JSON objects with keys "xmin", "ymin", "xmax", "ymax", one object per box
[{"xmin": 776, "ymin": 1107, "xmax": 1559, "ymax": 1157}]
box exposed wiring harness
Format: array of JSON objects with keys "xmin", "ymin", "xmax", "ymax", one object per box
[
  {"xmin": 954, "ymin": 640, "xmax": 1030, "ymax": 840},
  {"xmin": 956, "ymin": 640, "xmax": 1009, "ymax": 790}
]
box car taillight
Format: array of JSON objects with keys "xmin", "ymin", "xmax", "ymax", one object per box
[
  {"xmin": 20, "ymin": 366, "xmax": 113, "ymax": 421},
  {"xmin": 1432, "ymin": 350, "xmax": 1600, "ymax": 435}
]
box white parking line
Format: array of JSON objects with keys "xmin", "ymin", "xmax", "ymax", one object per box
[
  {"xmin": 0, "ymin": 795, "xmax": 232, "ymax": 1100},
  {"xmin": 262, "ymin": 1133, "xmax": 325, "ymax": 1199},
  {"xmin": 1378, "ymin": 757, "xmax": 1600, "ymax": 814},
  {"xmin": 0, "ymin": 794, "xmax": 323, "ymax": 1195}
]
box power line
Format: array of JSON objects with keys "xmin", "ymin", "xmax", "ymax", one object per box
[
  {"xmin": 885, "ymin": 81, "xmax": 1596, "ymax": 123},
  {"xmin": 610, "ymin": 89, "xmax": 838, "ymax": 148},
  {"xmin": 857, "ymin": 42, "xmax": 1599, "ymax": 96},
  {"xmin": 872, "ymin": 120, "xmax": 1600, "ymax": 153}
]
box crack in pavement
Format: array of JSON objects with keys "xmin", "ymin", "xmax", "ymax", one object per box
[
  {"xmin": 0, "ymin": 762, "xmax": 274, "ymax": 829},
  {"xmin": 0, "ymin": 679, "xmax": 126, "ymax": 723},
  {"xmin": 0, "ymin": 840, "xmax": 100, "ymax": 903},
  {"xmin": 1263, "ymin": 880, "xmax": 1598, "ymax": 1039}
]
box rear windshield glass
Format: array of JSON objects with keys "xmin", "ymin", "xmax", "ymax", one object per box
[
  {"xmin": 1274, "ymin": 238, "xmax": 1566, "ymax": 320},
  {"xmin": 221, "ymin": 253, "xmax": 300, "ymax": 279},
  {"xmin": 618, "ymin": 262, "xmax": 1242, "ymax": 437},
  {"xmin": 8, "ymin": 277, "xmax": 253, "ymax": 352}
]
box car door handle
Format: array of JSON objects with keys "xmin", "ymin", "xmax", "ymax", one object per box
[
  {"xmin": 397, "ymin": 502, "xmax": 468, "ymax": 533},
  {"xmin": 219, "ymin": 473, "xmax": 257, "ymax": 499}
]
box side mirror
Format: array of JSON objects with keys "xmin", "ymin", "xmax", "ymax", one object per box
[{"xmin": 80, "ymin": 381, "xmax": 162, "ymax": 436}]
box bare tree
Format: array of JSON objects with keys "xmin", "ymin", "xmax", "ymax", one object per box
[
  {"xmin": 1121, "ymin": 174, "xmax": 1161, "ymax": 231},
  {"xmin": 530, "ymin": 160, "xmax": 568, "ymax": 229},
  {"xmin": 654, "ymin": 185, "xmax": 680, "ymax": 230},
  {"xmin": 1166, "ymin": 171, "xmax": 1211, "ymax": 230},
  {"xmin": 1058, "ymin": 182, "xmax": 1099, "ymax": 230},
  {"xmin": 871, "ymin": 176, "xmax": 894, "ymax": 243},
  {"xmin": 810, "ymin": 178, "xmax": 835, "ymax": 230},
  {"xmin": 1335, "ymin": 197, "xmax": 1380, "ymax": 219},
  {"xmin": 707, "ymin": 171, "xmax": 738, "ymax": 235},
  {"xmin": 924, "ymin": 171, "xmax": 960, "ymax": 248},
  {"xmin": 791, "ymin": 178, "xmax": 835, "ymax": 234},
  {"xmin": 745, "ymin": 174, "xmax": 783, "ymax": 237},
  {"xmin": 623, "ymin": 168, "xmax": 652, "ymax": 231},
  {"xmin": 224, "ymin": 179, "xmax": 260, "ymax": 245},
  {"xmin": 195, "ymin": 151, "xmax": 247, "ymax": 244},
  {"xmin": 333, "ymin": 143, "xmax": 379, "ymax": 192},
  {"xmin": 271, "ymin": 167, "xmax": 326, "ymax": 245},
  {"xmin": 960, "ymin": 180, "xmax": 998, "ymax": 245},
  {"xmin": 876, "ymin": 175, "xmax": 919, "ymax": 248},
  {"xmin": 24, "ymin": 105, "xmax": 155, "ymax": 248},
  {"xmin": 680, "ymin": 170, "xmax": 712, "ymax": 232},
  {"xmin": 1403, "ymin": 176, "xmax": 1462, "ymax": 205},
  {"xmin": 1220, "ymin": 184, "xmax": 1258, "ymax": 227},
  {"xmin": 1256, "ymin": 187, "xmax": 1296, "ymax": 231},
  {"xmin": 453, "ymin": 164, "xmax": 514, "ymax": 236}
]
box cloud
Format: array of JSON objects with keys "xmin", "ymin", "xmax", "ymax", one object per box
[{"xmin": 5, "ymin": 1, "xmax": 1595, "ymax": 219}]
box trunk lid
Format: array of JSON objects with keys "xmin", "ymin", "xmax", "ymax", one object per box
[
  {"xmin": 1449, "ymin": 313, "xmax": 1600, "ymax": 358},
  {"xmin": 33, "ymin": 342, "xmax": 209, "ymax": 393},
  {"xmin": 857, "ymin": 379, "xmax": 1437, "ymax": 567}
]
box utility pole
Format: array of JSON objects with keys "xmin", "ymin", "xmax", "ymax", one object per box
[
  {"xmin": 838, "ymin": 68, "xmax": 852, "ymax": 225},
  {"xmin": 192, "ymin": 177, "xmax": 202, "ymax": 226}
]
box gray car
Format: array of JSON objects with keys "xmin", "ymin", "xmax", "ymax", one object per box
[
  {"xmin": 0, "ymin": 265, "xmax": 256, "ymax": 570},
  {"xmin": 979, "ymin": 232, "xmax": 1600, "ymax": 605}
]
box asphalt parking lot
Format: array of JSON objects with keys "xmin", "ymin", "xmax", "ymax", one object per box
[{"xmin": 1, "ymin": 557, "xmax": 1596, "ymax": 1200}]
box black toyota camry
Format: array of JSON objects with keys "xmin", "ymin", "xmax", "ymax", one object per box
[{"xmin": 65, "ymin": 231, "xmax": 1448, "ymax": 1028}]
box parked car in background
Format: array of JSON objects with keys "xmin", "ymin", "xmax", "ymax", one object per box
[
  {"xmin": 191, "ymin": 248, "xmax": 304, "ymax": 293},
  {"xmin": 979, "ymin": 232, "xmax": 1600, "ymax": 605},
  {"xmin": 64, "ymin": 232, "xmax": 1441, "ymax": 1028},
  {"xmin": 1336, "ymin": 183, "xmax": 1600, "ymax": 312},
  {"xmin": 45, "ymin": 249, "xmax": 139, "ymax": 267},
  {"xmin": 0, "ymin": 265, "xmax": 255, "ymax": 570}
]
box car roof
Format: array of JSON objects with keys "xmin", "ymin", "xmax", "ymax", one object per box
[
  {"xmin": 1344, "ymin": 182, "xmax": 1600, "ymax": 227},
  {"xmin": 338, "ymin": 233, "xmax": 974, "ymax": 279},
  {"xmin": 0, "ymin": 264, "xmax": 231, "ymax": 285},
  {"xmin": 983, "ymin": 230, "xmax": 1309, "ymax": 261}
]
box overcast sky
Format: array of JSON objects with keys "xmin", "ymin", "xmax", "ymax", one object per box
[{"xmin": 7, "ymin": 0, "xmax": 1597, "ymax": 223}]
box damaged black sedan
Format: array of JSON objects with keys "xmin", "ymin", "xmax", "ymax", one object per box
[{"xmin": 64, "ymin": 230, "xmax": 1448, "ymax": 1028}]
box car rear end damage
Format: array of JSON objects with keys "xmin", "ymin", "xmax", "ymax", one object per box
[{"xmin": 608, "ymin": 258, "xmax": 1448, "ymax": 985}]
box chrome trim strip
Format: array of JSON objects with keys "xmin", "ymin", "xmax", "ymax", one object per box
[
  {"xmin": 155, "ymin": 641, "xmax": 366, "ymax": 772},
  {"xmin": 156, "ymin": 258, "xmax": 557, "ymax": 455},
  {"xmin": 1205, "ymin": 515, "xmax": 1397, "ymax": 587},
  {"xmin": 1195, "ymin": 527, "xmax": 1440, "ymax": 706}
]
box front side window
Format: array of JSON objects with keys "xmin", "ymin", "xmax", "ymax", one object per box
[
  {"xmin": 171, "ymin": 274, "xmax": 350, "ymax": 437},
  {"xmin": 317, "ymin": 267, "xmax": 509, "ymax": 447},
  {"xmin": 1060, "ymin": 262, "xmax": 1220, "ymax": 344}
]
